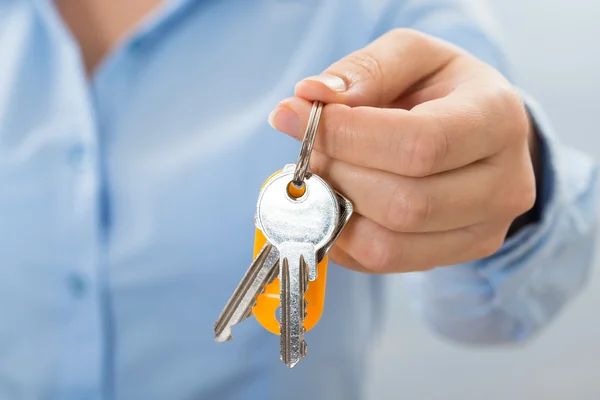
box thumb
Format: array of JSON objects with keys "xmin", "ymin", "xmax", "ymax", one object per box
[{"xmin": 294, "ymin": 29, "xmax": 457, "ymax": 107}]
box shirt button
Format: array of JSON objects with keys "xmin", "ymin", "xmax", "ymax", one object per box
[
  {"xmin": 68, "ymin": 143, "xmax": 88, "ymax": 169},
  {"xmin": 67, "ymin": 273, "xmax": 88, "ymax": 298},
  {"xmin": 130, "ymin": 37, "xmax": 145, "ymax": 51}
]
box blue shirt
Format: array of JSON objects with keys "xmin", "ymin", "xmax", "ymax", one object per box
[{"xmin": 0, "ymin": 0, "xmax": 597, "ymax": 399}]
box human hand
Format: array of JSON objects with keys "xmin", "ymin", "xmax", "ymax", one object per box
[{"xmin": 268, "ymin": 29, "xmax": 537, "ymax": 273}]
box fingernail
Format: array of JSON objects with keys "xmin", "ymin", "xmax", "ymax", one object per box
[
  {"xmin": 304, "ymin": 74, "xmax": 347, "ymax": 92},
  {"xmin": 268, "ymin": 105, "xmax": 302, "ymax": 138}
]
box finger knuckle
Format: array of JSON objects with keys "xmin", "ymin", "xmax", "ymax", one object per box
[
  {"xmin": 386, "ymin": 181, "xmax": 430, "ymax": 231},
  {"xmin": 521, "ymin": 180, "xmax": 537, "ymax": 212},
  {"xmin": 496, "ymin": 161, "xmax": 536, "ymax": 217},
  {"xmin": 323, "ymin": 104, "xmax": 359, "ymax": 156},
  {"xmin": 405, "ymin": 128, "xmax": 444, "ymax": 177},
  {"xmin": 346, "ymin": 50, "xmax": 385, "ymax": 88},
  {"xmin": 387, "ymin": 28, "xmax": 427, "ymax": 46},
  {"xmin": 476, "ymin": 232, "xmax": 506, "ymax": 259},
  {"xmin": 506, "ymin": 177, "xmax": 537, "ymax": 216},
  {"xmin": 496, "ymin": 86, "xmax": 529, "ymax": 141}
]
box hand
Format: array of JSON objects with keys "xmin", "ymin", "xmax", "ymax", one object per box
[{"xmin": 268, "ymin": 29, "xmax": 537, "ymax": 273}]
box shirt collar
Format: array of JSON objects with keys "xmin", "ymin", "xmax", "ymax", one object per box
[
  {"xmin": 138, "ymin": 0, "xmax": 198, "ymax": 36},
  {"xmin": 130, "ymin": 0, "xmax": 203, "ymax": 47},
  {"xmin": 33, "ymin": 0, "xmax": 203, "ymax": 49}
]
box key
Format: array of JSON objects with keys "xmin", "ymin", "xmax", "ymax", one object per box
[
  {"xmin": 251, "ymin": 187, "xmax": 353, "ymax": 336},
  {"xmin": 214, "ymin": 166, "xmax": 351, "ymax": 345},
  {"xmin": 214, "ymin": 101, "xmax": 354, "ymax": 368},
  {"xmin": 255, "ymin": 164, "xmax": 340, "ymax": 367},
  {"xmin": 213, "ymin": 242, "xmax": 280, "ymax": 343}
]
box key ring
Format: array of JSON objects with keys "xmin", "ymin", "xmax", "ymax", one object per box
[{"xmin": 292, "ymin": 101, "xmax": 324, "ymax": 187}]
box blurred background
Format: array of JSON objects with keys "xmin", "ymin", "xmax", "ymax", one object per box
[{"xmin": 367, "ymin": 0, "xmax": 600, "ymax": 399}]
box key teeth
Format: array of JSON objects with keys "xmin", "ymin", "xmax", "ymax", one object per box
[
  {"xmin": 213, "ymin": 243, "xmax": 279, "ymax": 347},
  {"xmin": 215, "ymin": 267, "xmax": 275, "ymax": 344},
  {"xmin": 214, "ymin": 327, "xmax": 233, "ymax": 343},
  {"xmin": 302, "ymin": 253, "xmax": 317, "ymax": 282},
  {"xmin": 283, "ymin": 342, "xmax": 307, "ymax": 368}
]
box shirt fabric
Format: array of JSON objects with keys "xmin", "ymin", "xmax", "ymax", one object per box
[{"xmin": 0, "ymin": 0, "xmax": 597, "ymax": 399}]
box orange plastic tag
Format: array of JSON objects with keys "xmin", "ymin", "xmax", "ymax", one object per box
[{"xmin": 251, "ymin": 171, "xmax": 328, "ymax": 335}]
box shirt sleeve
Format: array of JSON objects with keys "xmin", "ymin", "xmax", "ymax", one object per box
[{"xmin": 377, "ymin": 0, "xmax": 600, "ymax": 345}]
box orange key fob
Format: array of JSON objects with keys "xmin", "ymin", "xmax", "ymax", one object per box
[{"xmin": 251, "ymin": 171, "xmax": 330, "ymax": 335}]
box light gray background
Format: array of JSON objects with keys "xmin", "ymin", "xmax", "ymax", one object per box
[{"xmin": 368, "ymin": 1, "xmax": 600, "ymax": 399}]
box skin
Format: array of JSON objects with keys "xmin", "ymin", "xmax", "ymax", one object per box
[
  {"xmin": 269, "ymin": 30, "xmax": 537, "ymax": 273},
  {"xmin": 58, "ymin": 2, "xmax": 538, "ymax": 274},
  {"xmin": 57, "ymin": 0, "xmax": 164, "ymax": 74}
]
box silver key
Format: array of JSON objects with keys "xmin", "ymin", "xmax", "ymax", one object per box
[
  {"xmin": 214, "ymin": 186, "xmax": 351, "ymax": 346},
  {"xmin": 255, "ymin": 164, "xmax": 340, "ymax": 367},
  {"xmin": 319, "ymin": 189, "xmax": 354, "ymax": 262},
  {"xmin": 214, "ymin": 101, "xmax": 354, "ymax": 368},
  {"xmin": 214, "ymin": 242, "xmax": 280, "ymax": 343}
]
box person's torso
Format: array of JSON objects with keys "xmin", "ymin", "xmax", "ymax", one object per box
[{"xmin": 0, "ymin": 0, "xmax": 397, "ymax": 398}]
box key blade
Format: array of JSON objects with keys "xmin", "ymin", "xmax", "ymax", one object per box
[
  {"xmin": 280, "ymin": 259, "xmax": 292, "ymax": 365},
  {"xmin": 279, "ymin": 244, "xmax": 311, "ymax": 368},
  {"xmin": 214, "ymin": 243, "xmax": 279, "ymax": 343}
]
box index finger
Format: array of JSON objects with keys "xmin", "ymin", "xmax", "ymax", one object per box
[{"xmin": 269, "ymin": 89, "xmax": 508, "ymax": 177}]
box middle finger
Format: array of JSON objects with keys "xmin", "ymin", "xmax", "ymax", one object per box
[
  {"xmin": 269, "ymin": 95, "xmax": 503, "ymax": 177},
  {"xmin": 310, "ymin": 151, "xmax": 507, "ymax": 233}
]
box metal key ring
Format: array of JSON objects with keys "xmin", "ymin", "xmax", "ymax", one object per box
[{"xmin": 292, "ymin": 101, "xmax": 324, "ymax": 186}]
